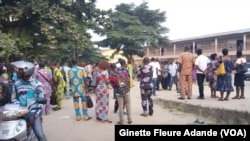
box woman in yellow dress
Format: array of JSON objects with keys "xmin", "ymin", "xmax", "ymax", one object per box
[{"xmin": 127, "ymin": 60, "xmax": 134, "ymax": 88}]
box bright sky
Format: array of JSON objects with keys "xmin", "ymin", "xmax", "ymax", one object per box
[{"xmin": 93, "ymin": 0, "xmax": 250, "ymax": 41}]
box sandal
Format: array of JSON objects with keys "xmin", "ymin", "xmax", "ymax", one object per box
[
  {"xmin": 239, "ymin": 96, "xmax": 245, "ymax": 99},
  {"xmin": 83, "ymin": 116, "xmax": 92, "ymax": 121},
  {"xmin": 223, "ymin": 98, "xmax": 229, "ymax": 101},
  {"xmin": 218, "ymin": 98, "xmax": 224, "ymax": 101},
  {"xmin": 140, "ymin": 113, "xmax": 148, "ymax": 117},
  {"xmin": 128, "ymin": 121, "xmax": 133, "ymax": 124},
  {"xmin": 104, "ymin": 119, "xmax": 112, "ymax": 123},
  {"xmin": 116, "ymin": 121, "xmax": 124, "ymax": 125},
  {"xmin": 232, "ymin": 96, "xmax": 239, "ymax": 99},
  {"xmin": 177, "ymin": 97, "xmax": 185, "ymax": 100}
]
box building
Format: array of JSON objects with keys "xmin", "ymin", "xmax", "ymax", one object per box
[
  {"xmin": 100, "ymin": 48, "xmax": 127, "ymax": 63},
  {"xmin": 134, "ymin": 28, "xmax": 250, "ymax": 64}
]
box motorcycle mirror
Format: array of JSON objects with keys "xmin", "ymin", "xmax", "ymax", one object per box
[{"xmin": 37, "ymin": 98, "xmax": 47, "ymax": 104}]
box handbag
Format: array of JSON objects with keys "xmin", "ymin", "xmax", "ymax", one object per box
[
  {"xmin": 237, "ymin": 59, "xmax": 248, "ymax": 74},
  {"xmin": 216, "ymin": 62, "xmax": 226, "ymax": 76},
  {"xmin": 50, "ymin": 91, "xmax": 57, "ymax": 105},
  {"xmin": 86, "ymin": 95, "xmax": 93, "ymax": 108}
]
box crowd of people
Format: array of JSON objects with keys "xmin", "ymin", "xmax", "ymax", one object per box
[
  {"xmin": 0, "ymin": 46, "xmax": 247, "ymax": 140},
  {"xmin": 132, "ymin": 46, "xmax": 246, "ymax": 103},
  {"xmin": 176, "ymin": 46, "xmax": 246, "ymax": 101}
]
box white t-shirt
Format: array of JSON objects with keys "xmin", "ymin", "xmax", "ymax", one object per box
[
  {"xmin": 169, "ymin": 63, "xmax": 178, "ymax": 77},
  {"xmin": 149, "ymin": 61, "xmax": 160, "ymax": 78},
  {"xmin": 195, "ymin": 55, "xmax": 211, "ymax": 74},
  {"xmin": 235, "ymin": 57, "xmax": 247, "ymax": 65},
  {"xmin": 116, "ymin": 63, "xmax": 121, "ymax": 68}
]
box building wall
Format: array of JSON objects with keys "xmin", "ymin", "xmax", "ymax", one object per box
[{"xmin": 134, "ymin": 29, "xmax": 250, "ymax": 64}]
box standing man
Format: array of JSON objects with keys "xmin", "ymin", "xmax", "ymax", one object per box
[
  {"xmin": 149, "ymin": 57, "xmax": 160, "ymax": 96},
  {"xmin": 168, "ymin": 59, "xmax": 178, "ymax": 91},
  {"xmin": 62, "ymin": 62, "xmax": 71, "ymax": 99},
  {"xmin": 155, "ymin": 58, "xmax": 162, "ymax": 91},
  {"xmin": 195, "ymin": 48, "xmax": 211, "ymax": 99},
  {"xmin": 116, "ymin": 59, "xmax": 132, "ymax": 125},
  {"xmin": 68, "ymin": 58, "xmax": 92, "ymax": 121},
  {"xmin": 177, "ymin": 46, "xmax": 195, "ymax": 100}
]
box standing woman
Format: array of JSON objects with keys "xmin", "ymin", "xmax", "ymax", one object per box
[
  {"xmin": 140, "ymin": 57, "xmax": 154, "ymax": 117},
  {"xmin": 233, "ymin": 50, "xmax": 246, "ymax": 99},
  {"xmin": 50, "ymin": 62, "xmax": 66, "ymax": 110},
  {"xmin": 207, "ymin": 53, "xmax": 219, "ymax": 98},
  {"xmin": 35, "ymin": 60, "xmax": 53, "ymax": 115},
  {"xmin": 127, "ymin": 59, "xmax": 134, "ymax": 88},
  {"xmin": 216, "ymin": 48, "xmax": 234, "ymax": 101},
  {"xmin": 95, "ymin": 60, "xmax": 112, "ymax": 123}
]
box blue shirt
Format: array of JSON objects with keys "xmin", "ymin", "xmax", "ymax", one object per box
[
  {"xmin": 13, "ymin": 77, "xmax": 44, "ymax": 107},
  {"xmin": 68, "ymin": 66, "xmax": 87, "ymax": 97}
]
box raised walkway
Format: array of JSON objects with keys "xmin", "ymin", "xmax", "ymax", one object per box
[{"xmin": 152, "ymin": 80, "xmax": 250, "ymax": 124}]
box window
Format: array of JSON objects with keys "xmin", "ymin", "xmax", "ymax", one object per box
[{"xmin": 237, "ymin": 40, "xmax": 243, "ymax": 51}]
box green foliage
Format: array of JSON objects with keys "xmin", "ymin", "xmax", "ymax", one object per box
[
  {"xmin": 0, "ymin": 0, "xmax": 110, "ymax": 64},
  {"xmin": 79, "ymin": 47, "xmax": 108, "ymax": 64},
  {"xmin": 97, "ymin": 1, "xmax": 170, "ymax": 60},
  {"xmin": 0, "ymin": 31, "xmax": 19, "ymax": 57}
]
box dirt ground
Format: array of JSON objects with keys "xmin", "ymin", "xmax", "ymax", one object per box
[{"xmin": 43, "ymin": 81, "xmax": 217, "ymax": 141}]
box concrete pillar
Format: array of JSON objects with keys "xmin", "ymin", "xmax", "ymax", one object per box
[
  {"xmin": 192, "ymin": 41, "xmax": 195, "ymax": 53},
  {"xmin": 215, "ymin": 38, "xmax": 218, "ymax": 53},
  {"xmin": 174, "ymin": 44, "xmax": 176, "ymax": 55},
  {"xmin": 243, "ymin": 34, "xmax": 247, "ymax": 51}
]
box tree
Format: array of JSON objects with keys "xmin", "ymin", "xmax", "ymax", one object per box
[
  {"xmin": 97, "ymin": 2, "xmax": 169, "ymax": 62},
  {"xmin": 79, "ymin": 47, "xmax": 108, "ymax": 63},
  {"xmin": 0, "ymin": 0, "xmax": 111, "ymax": 64}
]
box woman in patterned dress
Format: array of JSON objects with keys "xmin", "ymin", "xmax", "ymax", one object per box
[
  {"xmin": 140, "ymin": 57, "xmax": 154, "ymax": 117},
  {"xmin": 207, "ymin": 53, "xmax": 219, "ymax": 98},
  {"xmin": 51, "ymin": 62, "xmax": 66, "ymax": 111},
  {"xmin": 216, "ymin": 48, "xmax": 234, "ymax": 101},
  {"xmin": 94, "ymin": 60, "xmax": 112, "ymax": 123}
]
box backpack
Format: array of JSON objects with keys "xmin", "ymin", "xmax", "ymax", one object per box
[
  {"xmin": 116, "ymin": 68, "xmax": 130, "ymax": 95},
  {"xmin": 116, "ymin": 73, "xmax": 129, "ymax": 95}
]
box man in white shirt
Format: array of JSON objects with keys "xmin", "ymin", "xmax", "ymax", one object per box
[
  {"xmin": 156, "ymin": 58, "xmax": 162, "ymax": 91},
  {"xmin": 168, "ymin": 59, "xmax": 178, "ymax": 91},
  {"xmin": 195, "ymin": 49, "xmax": 211, "ymax": 99},
  {"xmin": 149, "ymin": 57, "xmax": 160, "ymax": 96},
  {"xmin": 116, "ymin": 58, "xmax": 122, "ymax": 69}
]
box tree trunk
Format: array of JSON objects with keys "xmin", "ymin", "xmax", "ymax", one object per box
[{"xmin": 4, "ymin": 54, "xmax": 12, "ymax": 72}]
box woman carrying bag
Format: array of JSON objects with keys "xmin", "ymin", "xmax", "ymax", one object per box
[
  {"xmin": 216, "ymin": 48, "xmax": 234, "ymax": 101},
  {"xmin": 232, "ymin": 50, "xmax": 246, "ymax": 99}
]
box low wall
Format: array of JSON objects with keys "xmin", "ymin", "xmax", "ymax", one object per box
[{"xmin": 155, "ymin": 98, "xmax": 250, "ymax": 125}]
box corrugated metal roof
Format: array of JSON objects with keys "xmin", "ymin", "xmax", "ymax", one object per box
[{"xmin": 172, "ymin": 28, "xmax": 250, "ymax": 43}]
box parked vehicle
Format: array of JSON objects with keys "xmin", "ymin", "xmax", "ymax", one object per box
[
  {"xmin": 244, "ymin": 62, "xmax": 250, "ymax": 80},
  {"xmin": 0, "ymin": 98, "xmax": 46, "ymax": 141}
]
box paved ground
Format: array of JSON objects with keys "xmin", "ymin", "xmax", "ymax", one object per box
[{"xmin": 42, "ymin": 79, "xmax": 250, "ymax": 141}]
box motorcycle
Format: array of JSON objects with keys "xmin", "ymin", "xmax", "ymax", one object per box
[{"xmin": 0, "ymin": 98, "xmax": 47, "ymax": 141}]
